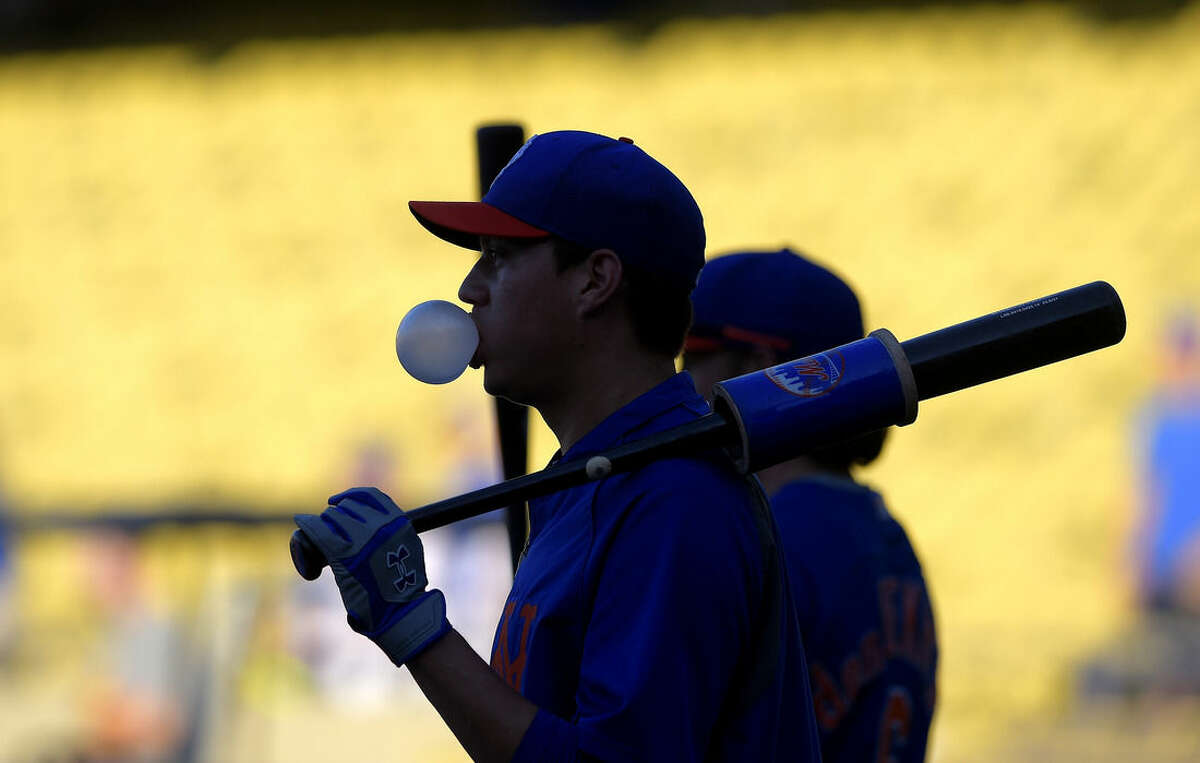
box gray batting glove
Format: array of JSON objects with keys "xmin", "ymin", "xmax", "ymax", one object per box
[{"xmin": 293, "ymin": 486, "xmax": 450, "ymax": 666}]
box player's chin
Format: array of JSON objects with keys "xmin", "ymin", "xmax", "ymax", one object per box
[
  {"xmin": 480, "ymin": 364, "xmax": 505, "ymax": 397},
  {"xmin": 481, "ymin": 365, "xmax": 532, "ymax": 405}
]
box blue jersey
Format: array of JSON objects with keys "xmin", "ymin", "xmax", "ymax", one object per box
[
  {"xmin": 1137, "ymin": 392, "xmax": 1200, "ymax": 599},
  {"xmin": 772, "ymin": 476, "xmax": 937, "ymax": 763},
  {"xmin": 491, "ymin": 372, "xmax": 822, "ymax": 761}
]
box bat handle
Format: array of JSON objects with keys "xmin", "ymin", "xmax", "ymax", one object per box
[{"xmin": 290, "ymin": 529, "xmax": 327, "ymax": 580}]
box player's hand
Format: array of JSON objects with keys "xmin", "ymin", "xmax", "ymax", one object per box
[{"xmin": 293, "ymin": 486, "xmax": 450, "ymax": 666}]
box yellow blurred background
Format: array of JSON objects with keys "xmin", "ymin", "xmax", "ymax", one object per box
[{"xmin": 2, "ymin": 2, "xmax": 1200, "ymax": 760}]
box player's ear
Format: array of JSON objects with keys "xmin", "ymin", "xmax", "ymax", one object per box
[{"xmin": 575, "ymin": 248, "xmax": 623, "ymax": 317}]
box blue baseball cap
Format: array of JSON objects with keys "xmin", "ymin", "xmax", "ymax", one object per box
[
  {"xmin": 686, "ymin": 249, "xmax": 865, "ymax": 358},
  {"xmin": 409, "ymin": 130, "xmax": 706, "ymax": 291}
]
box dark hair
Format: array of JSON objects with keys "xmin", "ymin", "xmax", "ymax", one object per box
[
  {"xmin": 552, "ymin": 237, "xmax": 693, "ymax": 357},
  {"xmin": 810, "ymin": 428, "xmax": 889, "ymax": 471}
]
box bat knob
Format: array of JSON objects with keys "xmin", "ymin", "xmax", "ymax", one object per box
[{"xmin": 290, "ymin": 529, "xmax": 327, "ymax": 581}]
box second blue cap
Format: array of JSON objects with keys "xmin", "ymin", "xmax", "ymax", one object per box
[{"xmin": 688, "ymin": 248, "xmax": 865, "ymax": 360}]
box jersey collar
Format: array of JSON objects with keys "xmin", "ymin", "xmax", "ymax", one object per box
[{"xmin": 558, "ymin": 372, "xmax": 709, "ymax": 464}]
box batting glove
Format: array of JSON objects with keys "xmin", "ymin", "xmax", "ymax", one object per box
[{"xmin": 293, "ymin": 486, "xmax": 450, "ymax": 666}]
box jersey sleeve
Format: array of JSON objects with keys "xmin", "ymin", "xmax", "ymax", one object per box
[{"xmin": 512, "ymin": 460, "xmax": 765, "ymax": 762}]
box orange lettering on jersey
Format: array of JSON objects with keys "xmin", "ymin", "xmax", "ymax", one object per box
[
  {"xmin": 810, "ymin": 662, "xmax": 846, "ymax": 731},
  {"xmin": 842, "ymin": 654, "xmax": 865, "ymax": 705},
  {"xmin": 861, "ymin": 630, "xmax": 886, "ymax": 677},
  {"xmin": 490, "ymin": 601, "xmax": 539, "ymax": 692},
  {"xmin": 875, "ymin": 687, "xmax": 913, "ymax": 763},
  {"xmin": 812, "ymin": 577, "xmax": 934, "ymax": 737}
]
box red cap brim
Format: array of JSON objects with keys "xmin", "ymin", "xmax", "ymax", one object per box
[
  {"xmin": 409, "ymin": 201, "xmax": 550, "ymax": 251},
  {"xmin": 684, "ymin": 325, "xmax": 793, "ymax": 354},
  {"xmin": 683, "ymin": 335, "xmax": 724, "ymax": 353}
]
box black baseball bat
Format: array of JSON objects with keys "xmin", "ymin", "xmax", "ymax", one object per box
[
  {"xmin": 476, "ymin": 124, "xmax": 530, "ymax": 574},
  {"xmin": 291, "ymin": 280, "xmax": 1125, "ymax": 580}
]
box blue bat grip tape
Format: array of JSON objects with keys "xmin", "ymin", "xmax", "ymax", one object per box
[{"xmin": 712, "ymin": 330, "xmax": 918, "ymax": 474}]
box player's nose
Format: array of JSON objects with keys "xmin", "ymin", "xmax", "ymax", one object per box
[{"xmin": 458, "ymin": 260, "xmax": 488, "ymax": 307}]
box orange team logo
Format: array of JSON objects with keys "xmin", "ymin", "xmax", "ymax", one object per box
[
  {"xmin": 491, "ymin": 600, "xmax": 538, "ymax": 691},
  {"xmin": 765, "ymin": 352, "xmax": 844, "ymax": 398}
]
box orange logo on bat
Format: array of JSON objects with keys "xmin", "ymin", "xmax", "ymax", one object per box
[{"xmin": 765, "ymin": 352, "xmax": 844, "ymax": 398}]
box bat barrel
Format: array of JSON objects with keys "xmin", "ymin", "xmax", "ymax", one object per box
[
  {"xmin": 901, "ymin": 281, "xmax": 1125, "ymax": 401},
  {"xmin": 476, "ymin": 124, "xmax": 526, "ymax": 196}
]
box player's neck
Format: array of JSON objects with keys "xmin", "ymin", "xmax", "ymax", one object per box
[
  {"xmin": 539, "ymin": 349, "xmax": 677, "ymax": 455},
  {"xmin": 757, "ymin": 457, "xmax": 853, "ymax": 498}
]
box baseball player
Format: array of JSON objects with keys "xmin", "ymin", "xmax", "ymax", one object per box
[
  {"xmin": 684, "ymin": 249, "xmax": 938, "ymax": 762},
  {"xmin": 293, "ymin": 132, "xmax": 822, "ymax": 761}
]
